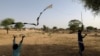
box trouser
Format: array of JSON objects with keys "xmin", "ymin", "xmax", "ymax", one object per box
[{"xmin": 78, "ymin": 42, "xmax": 84, "ymax": 56}]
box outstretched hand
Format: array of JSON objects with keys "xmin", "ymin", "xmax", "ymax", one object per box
[
  {"xmin": 19, "ymin": 34, "xmax": 25, "ymax": 38},
  {"xmin": 22, "ymin": 35, "xmax": 25, "ymax": 39},
  {"xmin": 21, "ymin": 34, "xmax": 25, "ymax": 39},
  {"xmin": 83, "ymin": 33, "xmax": 87, "ymax": 38},
  {"xmin": 85, "ymin": 34, "xmax": 87, "ymax": 36},
  {"xmin": 13, "ymin": 35, "xmax": 17, "ymax": 39}
]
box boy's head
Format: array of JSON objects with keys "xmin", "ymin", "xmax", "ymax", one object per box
[
  {"xmin": 13, "ymin": 44, "xmax": 18, "ymax": 50},
  {"xmin": 78, "ymin": 30, "xmax": 82, "ymax": 33}
]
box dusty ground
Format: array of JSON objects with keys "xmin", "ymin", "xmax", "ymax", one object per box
[{"xmin": 0, "ymin": 29, "xmax": 100, "ymax": 56}]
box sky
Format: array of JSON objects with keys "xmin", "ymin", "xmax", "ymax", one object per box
[{"xmin": 0, "ymin": 0, "xmax": 100, "ymax": 29}]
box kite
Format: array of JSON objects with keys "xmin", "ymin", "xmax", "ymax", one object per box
[
  {"xmin": 12, "ymin": 4, "xmax": 52, "ymax": 26},
  {"xmin": 35, "ymin": 4, "xmax": 53, "ymax": 26}
]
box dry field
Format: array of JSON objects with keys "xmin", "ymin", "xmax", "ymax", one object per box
[{"xmin": 0, "ymin": 29, "xmax": 100, "ymax": 56}]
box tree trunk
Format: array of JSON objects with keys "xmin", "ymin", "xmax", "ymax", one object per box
[{"xmin": 6, "ymin": 28, "xmax": 9, "ymax": 34}]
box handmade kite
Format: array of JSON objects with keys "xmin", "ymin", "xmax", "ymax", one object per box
[
  {"xmin": 12, "ymin": 4, "xmax": 52, "ymax": 26},
  {"xmin": 35, "ymin": 4, "xmax": 52, "ymax": 26}
]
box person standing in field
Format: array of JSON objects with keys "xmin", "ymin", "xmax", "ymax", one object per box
[
  {"xmin": 78, "ymin": 24, "xmax": 87, "ymax": 56},
  {"xmin": 13, "ymin": 35, "xmax": 25, "ymax": 56}
]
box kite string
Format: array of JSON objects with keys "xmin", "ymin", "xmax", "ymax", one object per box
[
  {"xmin": 81, "ymin": 12, "xmax": 84, "ymax": 31},
  {"xmin": 81, "ymin": 12, "xmax": 83, "ymax": 25}
]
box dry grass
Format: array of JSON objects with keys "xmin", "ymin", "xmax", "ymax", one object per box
[{"xmin": 0, "ymin": 29, "xmax": 100, "ymax": 56}]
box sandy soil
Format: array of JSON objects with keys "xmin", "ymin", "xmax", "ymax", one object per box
[{"xmin": 0, "ymin": 29, "xmax": 100, "ymax": 56}]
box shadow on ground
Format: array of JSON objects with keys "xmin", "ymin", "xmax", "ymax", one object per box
[{"xmin": 0, "ymin": 44, "xmax": 100, "ymax": 56}]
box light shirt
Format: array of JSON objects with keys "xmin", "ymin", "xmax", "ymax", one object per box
[{"xmin": 13, "ymin": 39, "xmax": 22, "ymax": 56}]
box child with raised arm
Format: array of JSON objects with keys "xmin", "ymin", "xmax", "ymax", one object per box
[
  {"xmin": 13, "ymin": 35, "xmax": 25, "ymax": 56},
  {"xmin": 78, "ymin": 24, "xmax": 87, "ymax": 56}
]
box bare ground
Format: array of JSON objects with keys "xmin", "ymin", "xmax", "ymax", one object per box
[{"xmin": 0, "ymin": 30, "xmax": 100, "ymax": 56}]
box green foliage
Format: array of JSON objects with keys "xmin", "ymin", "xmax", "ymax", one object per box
[
  {"xmin": 14, "ymin": 22, "xmax": 24, "ymax": 30},
  {"xmin": 81, "ymin": 0, "xmax": 100, "ymax": 14},
  {"xmin": 86, "ymin": 26, "xmax": 94, "ymax": 30},
  {"xmin": 68, "ymin": 19, "xmax": 82, "ymax": 33},
  {"xmin": 1, "ymin": 18, "xmax": 14, "ymax": 27},
  {"xmin": 94, "ymin": 27, "xmax": 97, "ymax": 31},
  {"xmin": 43, "ymin": 25, "xmax": 47, "ymax": 31},
  {"xmin": 0, "ymin": 18, "xmax": 14, "ymax": 34},
  {"xmin": 52, "ymin": 26, "xmax": 58, "ymax": 33},
  {"xmin": 52, "ymin": 26, "xmax": 57, "ymax": 30},
  {"xmin": 86, "ymin": 26, "xmax": 97, "ymax": 32},
  {"xmin": 42, "ymin": 25, "xmax": 49, "ymax": 32}
]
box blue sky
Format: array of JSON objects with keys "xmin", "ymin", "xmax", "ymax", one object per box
[{"xmin": 0, "ymin": 0, "xmax": 100, "ymax": 28}]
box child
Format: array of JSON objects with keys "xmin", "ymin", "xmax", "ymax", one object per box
[
  {"xmin": 78, "ymin": 24, "xmax": 87, "ymax": 56},
  {"xmin": 13, "ymin": 35, "xmax": 25, "ymax": 56}
]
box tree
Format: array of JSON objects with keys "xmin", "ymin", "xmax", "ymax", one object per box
[
  {"xmin": 80, "ymin": 0, "xmax": 100, "ymax": 14},
  {"xmin": 94, "ymin": 27, "xmax": 97, "ymax": 31},
  {"xmin": 14, "ymin": 22, "xmax": 24, "ymax": 31},
  {"xmin": 0, "ymin": 18, "xmax": 14, "ymax": 34},
  {"xmin": 53, "ymin": 26, "xmax": 57, "ymax": 30},
  {"xmin": 42, "ymin": 25, "xmax": 50, "ymax": 32},
  {"xmin": 52, "ymin": 26, "xmax": 58, "ymax": 33},
  {"xmin": 86, "ymin": 26, "xmax": 94, "ymax": 30},
  {"xmin": 68, "ymin": 19, "xmax": 82, "ymax": 33},
  {"xmin": 42, "ymin": 25, "xmax": 47, "ymax": 32},
  {"xmin": 86, "ymin": 26, "xmax": 98, "ymax": 32}
]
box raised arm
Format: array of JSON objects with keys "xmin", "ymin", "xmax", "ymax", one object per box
[
  {"xmin": 19, "ymin": 35, "xmax": 25, "ymax": 45},
  {"xmin": 13, "ymin": 35, "xmax": 16, "ymax": 44},
  {"xmin": 83, "ymin": 34, "xmax": 87, "ymax": 38}
]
